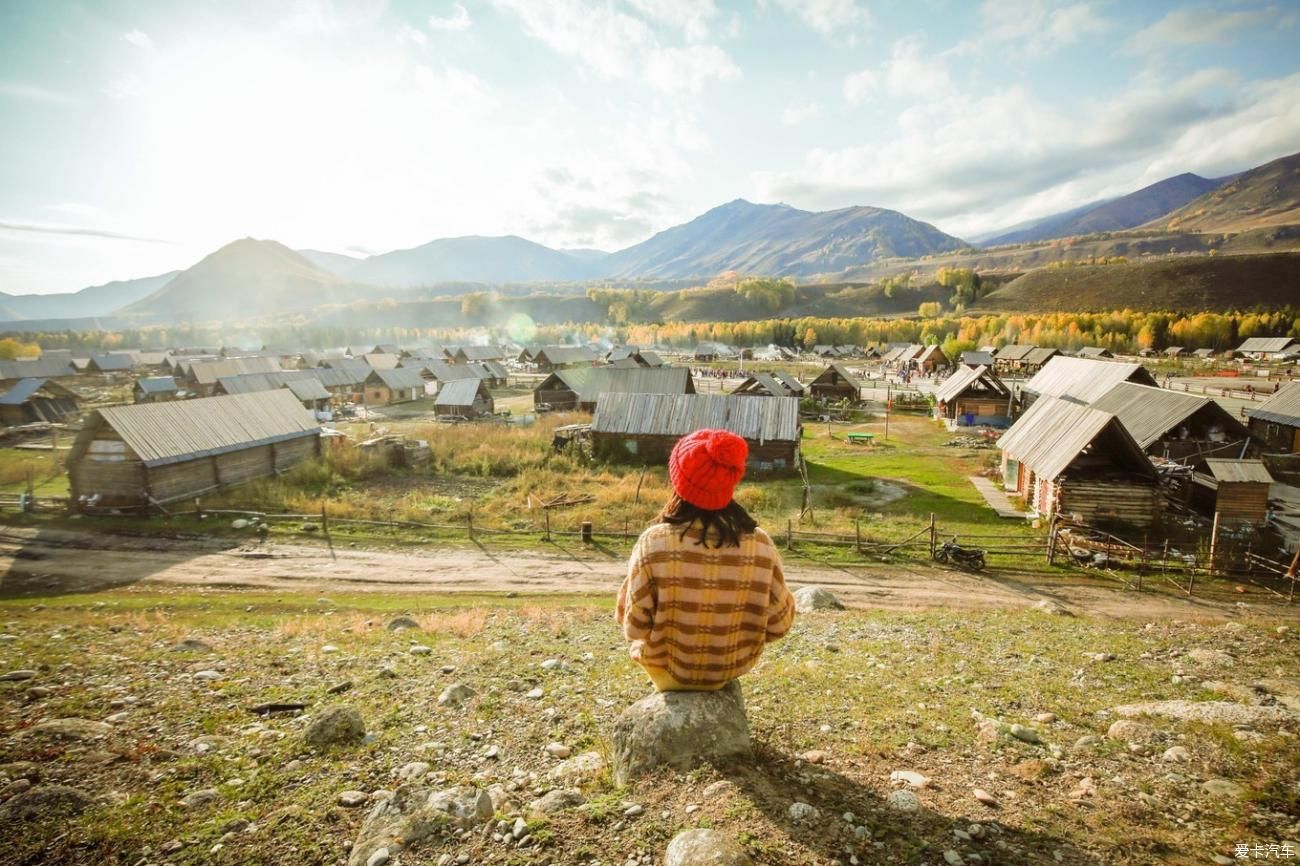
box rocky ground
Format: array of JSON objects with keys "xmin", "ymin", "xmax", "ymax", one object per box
[{"xmin": 0, "ymin": 589, "xmax": 1297, "ymax": 866}]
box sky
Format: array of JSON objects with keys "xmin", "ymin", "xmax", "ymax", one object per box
[{"xmin": 1, "ymin": 0, "xmax": 1299, "ymax": 295}]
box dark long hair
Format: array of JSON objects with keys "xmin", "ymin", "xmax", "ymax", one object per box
[{"xmin": 658, "ymin": 493, "xmax": 758, "ymax": 549}]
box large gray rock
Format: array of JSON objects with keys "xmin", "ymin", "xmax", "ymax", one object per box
[
  {"xmin": 304, "ymin": 705, "xmax": 366, "ymax": 749},
  {"xmin": 612, "ymin": 681, "xmax": 751, "ymax": 786},
  {"xmin": 665, "ymin": 829, "xmax": 753, "ymax": 866},
  {"xmin": 793, "ymin": 586, "xmax": 843, "ymax": 612},
  {"xmin": 348, "ymin": 784, "xmax": 492, "ymax": 866},
  {"xmin": 25, "ymin": 718, "xmax": 112, "ymax": 740},
  {"xmin": 0, "ymin": 785, "xmax": 92, "ymax": 822}
]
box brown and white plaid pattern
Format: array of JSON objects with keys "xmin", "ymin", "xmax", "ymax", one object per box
[{"xmin": 616, "ymin": 522, "xmax": 796, "ymax": 688}]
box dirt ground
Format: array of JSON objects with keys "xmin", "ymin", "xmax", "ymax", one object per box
[{"xmin": 0, "ymin": 525, "xmax": 1284, "ymax": 621}]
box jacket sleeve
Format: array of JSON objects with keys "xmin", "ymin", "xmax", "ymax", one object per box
[
  {"xmin": 616, "ymin": 537, "xmax": 656, "ymax": 642},
  {"xmin": 765, "ymin": 551, "xmax": 796, "ymax": 642}
]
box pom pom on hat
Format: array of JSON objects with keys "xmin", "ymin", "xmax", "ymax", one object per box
[{"xmin": 668, "ymin": 429, "xmax": 748, "ymax": 510}]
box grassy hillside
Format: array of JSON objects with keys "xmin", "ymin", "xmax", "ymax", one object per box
[
  {"xmin": 1154, "ymin": 151, "xmax": 1300, "ymax": 233},
  {"xmin": 977, "ymin": 251, "xmax": 1300, "ymax": 313}
]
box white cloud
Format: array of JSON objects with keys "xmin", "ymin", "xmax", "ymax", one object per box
[
  {"xmin": 399, "ymin": 24, "xmax": 428, "ymax": 45},
  {"xmin": 124, "ymin": 29, "xmax": 154, "ymax": 50},
  {"xmin": 492, "ymin": 0, "xmax": 739, "ymax": 93},
  {"xmin": 1128, "ymin": 6, "xmax": 1273, "ymax": 50},
  {"xmin": 0, "ymin": 81, "xmax": 74, "ymax": 103},
  {"xmin": 428, "ymin": 4, "xmax": 472, "ymax": 32},
  {"xmin": 774, "ymin": 0, "xmax": 871, "ymax": 41},
  {"xmin": 842, "ymin": 68, "xmax": 877, "ymax": 104},
  {"xmin": 755, "ymin": 66, "xmax": 1293, "ymax": 238},
  {"xmin": 780, "ymin": 102, "xmax": 822, "ymax": 126},
  {"xmin": 979, "ymin": 0, "xmax": 1107, "ymax": 53},
  {"xmin": 626, "ymin": 0, "xmax": 720, "ymax": 41}
]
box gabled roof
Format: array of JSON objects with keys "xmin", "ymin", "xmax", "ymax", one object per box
[
  {"xmin": 1023, "ymin": 356, "xmax": 1157, "ymax": 405},
  {"xmin": 535, "ymin": 346, "xmax": 597, "ymax": 365},
  {"xmin": 189, "ymin": 356, "xmax": 283, "ymax": 385},
  {"xmin": 367, "ymin": 367, "xmax": 428, "ymax": 390},
  {"xmin": 934, "ymin": 365, "xmax": 1009, "ymax": 404},
  {"xmin": 772, "ymin": 371, "xmax": 804, "ymax": 395},
  {"xmin": 607, "ymin": 357, "xmax": 641, "ymax": 368},
  {"xmin": 285, "ymin": 378, "xmax": 331, "ymax": 402},
  {"xmin": 1236, "ymin": 337, "xmax": 1297, "ymax": 354},
  {"xmin": 809, "ymin": 364, "xmax": 860, "ymax": 387},
  {"xmin": 1248, "ymin": 381, "xmax": 1300, "ymax": 426},
  {"xmin": 435, "ymin": 377, "xmax": 489, "ymax": 407},
  {"xmin": 961, "ymin": 350, "xmax": 995, "ymax": 367},
  {"xmin": 732, "ymin": 373, "xmax": 788, "ymax": 397},
  {"xmin": 402, "ymin": 358, "xmax": 476, "ymax": 381},
  {"xmin": 362, "ymin": 353, "xmax": 400, "ymax": 370},
  {"xmin": 998, "ymin": 395, "xmax": 1155, "ymax": 482},
  {"xmin": 606, "ymin": 345, "xmax": 638, "ymax": 362},
  {"xmin": 135, "ymin": 376, "xmax": 179, "ymax": 395},
  {"xmin": 593, "ymin": 393, "xmax": 800, "ymax": 442},
  {"xmin": 917, "ymin": 345, "xmax": 947, "ymax": 363},
  {"xmin": 1163, "ymin": 346, "xmax": 1186, "ymax": 355},
  {"xmin": 88, "ymin": 354, "xmax": 134, "ymax": 372},
  {"xmin": 1078, "ymin": 346, "xmax": 1113, "ymax": 358},
  {"xmin": 86, "ymin": 390, "xmax": 318, "ymax": 468},
  {"xmin": 452, "ymin": 345, "xmax": 504, "ymax": 361},
  {"xmin": 637, "ymin": 350, "xmax": 665, "ymax": 367},
  {"xmin": 1090, "ymin": 382, "xmax": 1243, "ymax": 450},
  {"xmin": 995, "ymin": 344, "xmax": 1036, "ymax": 361},
  {"xmin": 1204, "ymin": 459, "xmax": 1273, "ymax": 484},
  {"xmin": 536, "ymin": 366, "xmax": 693, "ymax": 403},
  {"xmin": 1023, "ymin": 347, "xmax": 1059, "ymax": 366},
  {"xmin": 1193, "ymin": 348, "xmax": 1215, "ymax": 357}
]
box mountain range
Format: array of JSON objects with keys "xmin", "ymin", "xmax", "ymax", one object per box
[{"xmin": 3, "ymin": 148, "xmax": 1298, "ymax": 325}]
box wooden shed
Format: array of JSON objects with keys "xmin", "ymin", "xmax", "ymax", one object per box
[
  {"xmin": 592, "ymin": 392, "xmax": 801, "ymax": 472},
  {"xmin": 1247, "ymin": 382, "xmax": 1300, "ymax": 452},
  {"xmin": 1191, "ymin": 460, "xmax": 1274, "ymax": 526},
  {"xmin": 0, "ymin": 378, "xmax": 81, "ymax": 425},
  {"xmin": 435, "ymin": 378, "xmax": 494, "ymax": 418},
  {"xmin": 531, "ymin": 346, "xmax": 596, "ymax": 372},
  {"xmin": 998, "ymin": 396, "xmax": 1161, "ymax": 528},
  {"xmin": 808, "ymin": 364, "xmax": 860, "ymax": 402},
  {"xmin": 732, "ymin": 373, "xmax": 798, "ymax": 398},
  {"xmin": 915, "ymin": 345, "xmax": 950, "ymax": 374},
  {"xmin": 933, "ymin": 365, "xmax": 1011, "ymax": 427},
  {"xmin": 67, "ymin": 390, "xmax": 320, "ymax": 509}
]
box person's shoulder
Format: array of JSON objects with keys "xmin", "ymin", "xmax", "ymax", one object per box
[
  {"xmin": 749, "ymin": 526, "xmax": 778, "ymax": 549},
  {"xmin": 636, "ymin": 522, "xmax": 676, "ymax": 548}
]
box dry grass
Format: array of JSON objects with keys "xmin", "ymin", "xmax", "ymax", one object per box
[{"xmin": 416, "ymin": 609, "xmax": 488, "ymax": 638}]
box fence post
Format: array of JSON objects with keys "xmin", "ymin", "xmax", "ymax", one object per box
[
  {"xmin": 1047, "ymin": 516, "xmax": 1058, "ymax": 565},
  {"xmin": 321, "ymin": 503, "xmax": 336, "ymax": 561},
  {"xmin": 1208, "ymin": 511, "xmax": 1221, "ymax": 579},
  {"xmin": 544, "ymin": 508, "xmax": 551, "ymax": 542},
  {"xmin": 467, "ymin": 512, "xmax": 474, "ymax": 542},
  {"xmin": 786, "ymin": 517, "xmax": 793, "ymax": 550},
  {"xmin": 928, "ymin": 513, "xmax": 937, "ymax": 559},
  {"xmin": 1137, "ymin": 534, "xmax": 1146, "ymax": 592},
  {"xmin": 855, "ymin": 515, "xmax": 862, "ymax": 554},
  {"xmin": 581, "ymin": 521, "xmax": 593, "ymax": 544}
]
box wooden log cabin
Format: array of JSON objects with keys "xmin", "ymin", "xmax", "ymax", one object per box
[
  {"xmin": 807, "ymin": 364, "xmax": 861, "ymax": 402},
  {"xmin": 933, "ymin": 365, "xmax": 1012, "ymax": 428},
  {"xmin": 0, "ymin": 378, "xmax": 81, "ymax": 425},
  {"xmin": 67, "ymin": 390, "xmax": 321, "ymax": 509},
  {"xmin": 1247, "ymin": 382, "xmax": 1300, "ymax": 453},
  {"xmin": 434, "ymin": 378, "xmax": 494, "ymax": 418},
  {"xmin": 998, "ymin": 395, "xmax": 1161, "ymax": 529},
  {"xmin": 592, "ymin": 392, "xmax": 801, "ymax": 472},
  {"xmin": 1089, "ymin": 382, "xmax": 1252, "ymax": 467}
]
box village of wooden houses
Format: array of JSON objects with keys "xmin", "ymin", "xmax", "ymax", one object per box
[{"xmin": 2, "ymin": 333, "xmax": 1300, "ymax": 593}]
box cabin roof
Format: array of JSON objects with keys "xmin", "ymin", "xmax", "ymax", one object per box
[
  {"xmin": 1247, "ymin": 381, "xmax": 1300, "ymax": 426},
  {"xmin": 135, "ymin": 376, "xmax": 179, "ymax": 394},
  {"xmin": 89, "ymin": 390, "xmax": 318, "ymax": 468},
  {"xmin": 934, "ymin": 365, "xmax": 1009, "ymax": 404},
  {"xmin": 1023, "ymin": 356, "xmax": 1157, "ymax": 405},
  {"xmin": 593, "ymin": 392, "xmax": 800, "ymax": 442},
  {"xmin": 1204, "ymin": 459, "xmax": 1274, "ymax": 484},
  {"xmin": 1236, "ymin": 337, "xmax": 1297, "ymax": 353},
  {"xmin": 435, "ymin": 377, "xmax": 489, "ymax": 407},
  {"xmin": 1089, "ymin": 381, "xmax": 1242, "ymax": 450},
  {"xmin": 998, "ymin": 395, "xmax": 1155, "ymax": 482},
  {"xmin": 368, "ymin": 367, "xmax": 428, "ymax": 390}
]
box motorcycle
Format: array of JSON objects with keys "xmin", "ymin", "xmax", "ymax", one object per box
[{"xmin": 933, "ymin": 536, "xmax": 986, "ymax": 571}]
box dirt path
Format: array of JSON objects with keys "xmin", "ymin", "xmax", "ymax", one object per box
[{"xmin": 0, "ymin": 525, "xmax": 1279, "ymax": 620}]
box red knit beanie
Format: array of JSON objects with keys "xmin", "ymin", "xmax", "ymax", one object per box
[{"xmin": 668, "ymin": 429, "xmax": 748, "ymax": 510}]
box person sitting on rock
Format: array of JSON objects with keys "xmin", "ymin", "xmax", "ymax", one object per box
[{"xmin": 616, "ymin": 428, "xmax": 796, "ymax": 692}]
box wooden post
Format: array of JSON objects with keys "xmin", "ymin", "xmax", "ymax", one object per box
[
  {"xmin": 929, "ymin": 513, "xmax": 937, "ymax": 559},
  {"xmin": 581, "ymin": 521, "xmax": 593, "ymax": 544},
  {"xmin": 1047, "ymin": 515, "xmax": 1058, "ymax": 565},
  {"xmin": 884, "ymin": 383, "xmax": 891, "ymax": 441},
  {"xmin": 786, "ymin": 517, "xmax": 793, "ymax": 550},
  {"xmin": 467, "ymin": 512, "xmax": 474, "ymax": 541},
  {"xmin": 321, "ymin": 503, "xmax": 336, "ymax": 561},
  {"xmin": 1208, "ymin": 510, "xmax": 1221, "ymax": 577},
  {"xmin": 855, "ymin": 514, "xmax": 862, "ymax": 554},
  {"xmin": 1285, "ymin": 547, "xmax": 1300, "ymax": 604},
  {"xmin": 544, "ymin": 508, "xmax": 551, "ymax": 542}
]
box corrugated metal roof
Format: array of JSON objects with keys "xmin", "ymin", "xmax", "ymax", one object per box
[
  {"xmin": 363, "ymin": 353, "xmax": 400, "ymax": 370},
  {"xmin": 285, "ymin": 379, "xmax": 330, "ymax": 401},
  {"xmin": 0, "ymin": 378, "xmax": 50, "ymax": 405},
  {"xmin": 733, "ymin": 373, "xmax": 787, "ymax": 397},
  {"xmin": 189, "ymin": 356, "xmax": 282, "ymax": 384},
  {"xmin": 1205, "ymin": 459, "xmax": 1274, "ymax": 483},
  {"xmin": 370, "ymin": 367, "xmax": 427, "ymax": 391},
  {"xmin": 1023, "ymin": 347, "xmax": 1059, "ymax": 366},
  {"xmin": 961, "ymin": 351, "xmax": 995, "ymax": 366},
  {"xmin": 995, "ymin": 344, "xmax": 1036, "ymax": 361},
  {"xmin": 92, "ymin": 390, "xmax": 319, "ymax": 468},
  {"xmin": 638, "ymin": 350, "xmax": 665, "ymax": 367},
  {"xmin": 810, "ymin": 364, "xmax": 860, "ymax": 387},
  {"xmin": 435, "ymin": 378, "xmax": 487, "ymax": 407},
  {"xmin": 540, "ymin": 367, "xmax": 693, "ymax": 403},
  {"xmin": 453, "ymin": 345, "xmax": 504, "ymax": 361},
  {"xmin": 1089, "ymin": 382, "xmax": 1236, "ymax": 450},
  {"xmin": 1237, "ymin": 337, "xmax": 1296, "ymax": 353},
  {"xmin": 1247, "ymin": 381, "xmax": 1300, "ymax": 425},
  {"xmin": 401, "ymin": 358, "xmax": 475, "ymax": 381},
  {"xmin": 536, "ymin": 346, "xmax": 597, "ymax": 365},
  {"xmin": 1023, "ymin": 356, "xmax": 1157, "ymax": 404},
  {"xmin": 136, "ymin": 376, "xmax": 179, "ymax": 394},
  {"xmin": 997, "ymin": 395, "xmax": 1153, "ymax": 482},
  {"xmin": 773, "ymin": 371, "xmax": 804, "ymax": 395},
  {"xmin": 0, "ymin": 358, "xmax": 77, "ymax": 379},
  {"xmin": 89, "ymin": 354, "xmax": 134, "ymax": 371},
  {"xmin": 934, "ymin": 365, "xmax": 1009, "ymax": 404},
  {"xmin": 592, "ymin": 392, "xmax": 800, "ymax": 443}
]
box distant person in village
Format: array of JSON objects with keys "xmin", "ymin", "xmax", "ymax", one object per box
[{"xmin": 616, "ymin": 429, "xmax": 796, "ymax": 692}]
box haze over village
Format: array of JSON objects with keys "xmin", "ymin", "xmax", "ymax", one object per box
[{"xmin": 0, "ymin": 3, "xmax": 1299, "ymax": 866}]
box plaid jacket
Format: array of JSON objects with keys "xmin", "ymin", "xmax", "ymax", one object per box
[{"xmin": 616, "ymin": 521, "xmax": 796, "ymax": 687}]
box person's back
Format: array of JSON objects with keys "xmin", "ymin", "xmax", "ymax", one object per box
[{"xmin": 616, "ymin": 428, "xmax": 795, "ymax": 692}]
